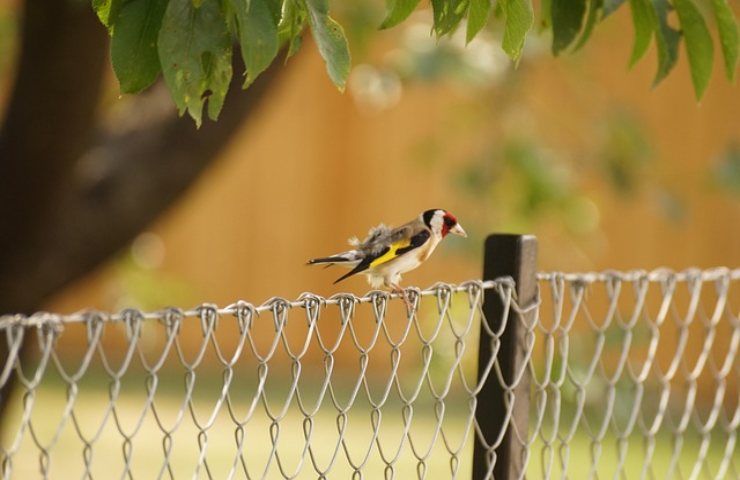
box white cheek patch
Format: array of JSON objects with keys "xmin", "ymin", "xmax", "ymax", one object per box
[{"xmin": 430, "ymin": 211, "xmax": 444, "ymax": 235}]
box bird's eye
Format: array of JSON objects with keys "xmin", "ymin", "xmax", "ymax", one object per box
[{"xmin": 444, "ymin": 217, "xmax": 455, "ymax": 228}]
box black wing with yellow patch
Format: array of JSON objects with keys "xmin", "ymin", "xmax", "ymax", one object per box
[
  {"xmin": 333, "ymin": 246, "xmax": 388, "ymax": 284},
  {"xmin": 395, "ymin": 230, "xmax": 430, "ymax": 256},
  {"xmin": 333, "ymin": 230, "xmax": 431, "ymax": 284}
]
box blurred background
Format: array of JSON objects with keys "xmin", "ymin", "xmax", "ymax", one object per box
[
  {"xmin": 1, "ymin": 1, "xmax": 736, "ymax": 312},
  {"xmin": 0, "ymin": 0, "xmax": 738, "ymax": 478}
]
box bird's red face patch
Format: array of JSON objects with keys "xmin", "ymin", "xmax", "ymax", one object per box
[{"xmin": 441, "ymin": 212, "xmax": 457, "ymax": 237}]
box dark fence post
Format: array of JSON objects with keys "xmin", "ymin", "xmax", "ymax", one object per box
[{"xmin": 472, "ymin": 234, "xmax": 537, "ymax": 480}]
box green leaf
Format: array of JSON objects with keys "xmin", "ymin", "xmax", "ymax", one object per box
[
  {"xmin": 501, "ymin": 0, "xmax": 534, "ymax": 61},
  {"xmin": 230, "ymin": 0, "xmax": 279, "ymax": 86},
  {"xmin": 628, "ymin": 0, "xmax": 654, "ymax": 67},
  {"xmin": 573, "ymin": 0, "xmax": 602, "ymax": 51},
  {"xmin": 93, "ymin": 0, "xmax": 124, "ymax": 28},
  {"xmin": 158, "ymin": 0, "xmax": 233, "ymax": 126},
  {"xmin": 111, "ymin": 0, "xmax": 168, "ymax": 94},
  {"xmin": 711, "ymin": 0, "xmax": 738, "ymax": 81},
  {"xmin": 651, "ymin": 0, "xmax": 681, "ymax": 86},
  {"xmin": 674, "ymin": 0, "xmax": 713, "ymax": 99},
  {"xmin": 278, "ymin": 0, "xmax": 308, "ymax": 61},
  {"xmin": 305, "ymin": 0, "xmax": 351, "ymax": 91},
  {"xmin": 380, "ymin": 0, "xmax": 422, "ymax": 30},
  {"xmin": 602, "ymin": 0, "xmax": 626, "ymax": 17},
  {"xmin": 551, "ymin": 0, "xmax": 586, "ymax": 55},
  {"xmin": 431, "ymin": 0, "xmax": 468, "ymax": 37},
  {"xmin": 286, "ymin": 35, "xmax": 304, "ymax": 59},
  {"xmin": 467, "ymin": 0, "xmax": 492, "ymax": 43}
]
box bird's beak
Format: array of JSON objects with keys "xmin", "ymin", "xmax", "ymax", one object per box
[{"xmin": 450, "ymin": 223, "xmax": 467, "ymax": 237}]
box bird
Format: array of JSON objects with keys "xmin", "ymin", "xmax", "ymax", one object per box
[{"xmin": 307, "ymin": 209, "xmax": 466, "ymax": 294}]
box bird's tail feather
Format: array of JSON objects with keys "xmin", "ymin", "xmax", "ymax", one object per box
[
  {"xmin": 306, "ymin": 251, "xmax": 361, "ymax": 266},
  {"xmin": 307, "ymin": 256, "xmax": 348, "ymax": 265}
]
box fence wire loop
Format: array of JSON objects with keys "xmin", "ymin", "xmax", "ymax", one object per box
[{"xmin": 0, "ymin": 269, "xmax": 737, "ymax": 479}]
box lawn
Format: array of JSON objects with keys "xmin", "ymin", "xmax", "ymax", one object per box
[{"xmin": 2, "ymin": 378, "xmax": 735, "ymax": 479}]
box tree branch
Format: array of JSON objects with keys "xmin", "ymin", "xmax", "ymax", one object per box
[{"xmin": 4, "ymin": 59, "xmax": 285, "ymax": 313}]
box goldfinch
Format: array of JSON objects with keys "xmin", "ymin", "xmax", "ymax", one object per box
[{"xmin": 307, "ymin": 209, "xmax": 466, "ymax": 291}]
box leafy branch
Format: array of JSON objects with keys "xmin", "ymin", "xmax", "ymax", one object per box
[{"xmin": 94, "ymin": 0, "xmax": 739, "ymax": 125}]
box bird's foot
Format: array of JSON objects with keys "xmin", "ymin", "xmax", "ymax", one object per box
[{"xmin": 391, "ymin": 284, "xmax": 413, "ymax": 314}]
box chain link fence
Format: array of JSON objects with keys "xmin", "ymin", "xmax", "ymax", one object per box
[{"xmin": 0, "ymin": 265, "xmax": 737, "ymax": 479}]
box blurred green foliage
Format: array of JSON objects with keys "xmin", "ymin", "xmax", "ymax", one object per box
[
  {"xmin": 111, "ymin": 233, "xmax": 196, "ymax": 311},
  {"xmin": 712, "ymin": 144, "xmax": 740, "ymax": 195},
  {"xmin": 341, "ymin": 10, "xmax": 731, "ymax": 257},
  {"xmin": 453, "ymin": 136, "xmax": 602, "ymax": 237},
  {"xmin": 598, "ymin": 111, "xmax": 652, "ymax": 196}
]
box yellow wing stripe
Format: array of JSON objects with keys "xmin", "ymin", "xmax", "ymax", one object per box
[{"xmin": 369, "ymin": 239, "xmax": 411, "ymax": 268}]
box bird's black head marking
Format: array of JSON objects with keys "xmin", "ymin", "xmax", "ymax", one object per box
[{"xmin": 422, "ymin": 209, "xmax": 443, "ymax": 228}]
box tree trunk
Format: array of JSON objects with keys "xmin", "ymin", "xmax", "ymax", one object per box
[
  {"xmin": 0, "ymin": 0, "xmax": 289, "ymax": 422},
  {"xmin": 0, "ymin": 0, "xmax": 108, "ymax": 290}
]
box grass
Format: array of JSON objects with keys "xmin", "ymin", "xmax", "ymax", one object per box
[{"xmin": 1, "ymin": 374, "xmax": 736, "ymax": 479}]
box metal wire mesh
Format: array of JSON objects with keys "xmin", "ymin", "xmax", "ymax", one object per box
[{"xmin": 0, "ymin": 268, "xmax": 737, "ymax": 479}]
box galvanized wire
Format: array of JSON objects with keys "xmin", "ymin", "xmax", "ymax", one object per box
[{"xmin": 0, "ymin": 268, "xmax": 737, "ymax": 479}]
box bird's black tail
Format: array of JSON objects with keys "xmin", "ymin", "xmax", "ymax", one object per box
[{"xmin": 306, "ymin": 254, "xmax": 354, "ymax": 265}]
